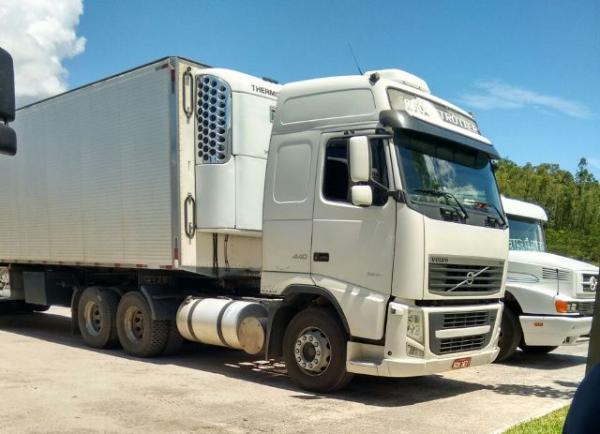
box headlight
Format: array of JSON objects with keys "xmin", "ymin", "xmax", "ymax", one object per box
[
  {"xmin": 555, "ymin": 300, "xmax": 579, "ymax": 313},
  {"xmin": 407, "ymin": 308, "xmax": 424, "ymax": 343}
]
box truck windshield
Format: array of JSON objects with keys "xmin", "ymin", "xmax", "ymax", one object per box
[
  {"xmin": 394, "ymin": 130, "xmax": 504, "ymax": 227},
  {"xmin": 507, "ymin": 216, "xmax": 546, "ymax": 252}
]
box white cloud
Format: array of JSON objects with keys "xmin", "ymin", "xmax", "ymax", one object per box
[
  {"xmin": 0, "ymin": 0, "xmax": 86, "ymax": 106},
  {"xmin": 461, "ymin": 80, "xmax": 592, "ymax": 119}
]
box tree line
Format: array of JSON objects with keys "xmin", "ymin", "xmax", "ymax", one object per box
[{"xmin": 496, "ymin": 158, "xmax": 600, "ymax": 264}]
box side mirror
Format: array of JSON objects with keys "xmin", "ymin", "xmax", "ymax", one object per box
[
  {"xmin": 349, "ymin": 136, "xmax": 370, "ymax": 183},
  {"xmin": 0, "ymin": 47, "xmax": 16, "ymax": 156},
  {"xmin": 351, "ymin": 185, "xmax": 373, "ymax": 207}
]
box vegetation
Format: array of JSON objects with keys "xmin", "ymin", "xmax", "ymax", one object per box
[
  {"xmin": 504, "ymin": 406, "xmax": 569, "ymax": 434},
  {"xmin": 497, "ymin": 158, "xmax": 600, "ymax": 263}
]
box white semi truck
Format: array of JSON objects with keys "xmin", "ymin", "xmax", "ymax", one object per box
[
  {"xmin": 497, "ymin": 196, "xmax": 598, "ymax": 361},
  {"xmin": 0, "ymin": 57, "xmax": 508, "ymax": 392}
]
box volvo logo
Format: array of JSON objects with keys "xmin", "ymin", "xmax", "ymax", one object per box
[
  {"xmin": 448, "ymin": 267, "xmax": 490, "ymax": 292},
  {"xmin": 590, "ymin": 276, "xmax": 598, "ymax": 292}
]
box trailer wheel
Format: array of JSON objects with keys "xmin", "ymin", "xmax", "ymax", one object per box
[
  {"xmin": 520, "ymin": 344, "xmax": 558, "ymax": 354},
  {"xmin": 116, "ymin": 291, "xmax": 169, "ymax": 358},
  {"xmin": 283, "ymin": 307, "xmax": 353, "ymax": 393},
  {"xmin": 77, "ymin": 287, "xmax": 119, "ymax": 349},
  {"xmin": 496, "ymin": 308, "xmax": 522, "ymax": 362}
]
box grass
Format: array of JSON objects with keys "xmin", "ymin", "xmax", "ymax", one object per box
[{"xmin": 505, "ymin": 406, "xmax": 569, "ymax": 434}]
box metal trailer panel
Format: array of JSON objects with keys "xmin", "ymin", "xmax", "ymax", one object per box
[{"xmin": 0, "ymin": 60, "xmax": 176, "ymax": 268}]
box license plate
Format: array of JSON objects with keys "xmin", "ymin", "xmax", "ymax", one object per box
[{"xmin": 452, "ymin": 357, "xmax": 472, "ymax": 369}]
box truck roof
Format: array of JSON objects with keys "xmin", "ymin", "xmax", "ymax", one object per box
[
  {"xmin": 272, "ymin": 69, "xmax": 495, "ymax": 154},
  {"xmin": 502, "ymin": 196, "xmax": 548, "ymax": 222}
]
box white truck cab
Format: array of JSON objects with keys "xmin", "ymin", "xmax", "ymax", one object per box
[{"xmin": 497, "ymin": 196, "xmax": 598, "ymax": 361}]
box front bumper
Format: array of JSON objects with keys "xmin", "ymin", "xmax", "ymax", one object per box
[
  {"xmin": 520, "ymin": 315, "xmax": 592, "ymax": 347},
  {"xmin": 346, "ymin": 301, "xmax": 502, "ymax": 377}
]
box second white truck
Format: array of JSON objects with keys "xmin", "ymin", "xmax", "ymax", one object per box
[
  {"xmin": 498, "ymin": 196, "xmax": 598, "ymax": 361},
  {"xmin": 0, "ymin": 57, "xmax": 509, "ymax": 391}
]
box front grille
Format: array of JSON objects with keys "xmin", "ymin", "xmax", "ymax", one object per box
[
  {"xmin": 429, "ymin": 309, "xmax": 497, "ymax": 355},
  {"xmin": 439, "ymin": 336, "xmax": 485, "ymax": 354},
  {"xmin": 582, "ymin": 274, "xmax": 598, "ymax": 293},
  {"xmin": 578, "ymin": 301, "xmax": 595, "ymax": 315},
  {"xmin": 443, "ymin": 311, "xmax": 489, "ymax": 329},
  {"xmin": 428, "ymin": 260, "xmax": 504, "ymax": 295},
  {"xmin": 542, "ymin": 267, "xmax": 571, "ymax": 281}
]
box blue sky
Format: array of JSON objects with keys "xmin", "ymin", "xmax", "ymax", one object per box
[{"xmin": 16, "ymin": 0, "xmax": 600, "ymax": 175}]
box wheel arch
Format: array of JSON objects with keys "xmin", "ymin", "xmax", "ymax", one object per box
[{"xmin": 265, "ymin": 284, "xmax": 350, "ymax": 359}]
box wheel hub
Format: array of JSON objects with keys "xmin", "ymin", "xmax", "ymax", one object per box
[
  {"xmin": 294, "ymin": 327, "xmax": 331, "ymax": 375},
  {"xmin": 83, "ymin": 301, "xmax": 103, "ymax": 336},
  {"xmin": 124, "ymin": 306, "xmax": 145, "ymax": 342}
]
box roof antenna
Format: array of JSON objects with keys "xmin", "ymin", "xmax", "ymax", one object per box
[{"xmin": 347, "ymin": 42, "xmax": 363, "ymax": 75}]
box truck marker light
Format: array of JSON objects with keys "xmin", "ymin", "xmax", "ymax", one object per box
[{"xmin": 555, "ymin": 300, "xmax": 578, "ymax": 313}]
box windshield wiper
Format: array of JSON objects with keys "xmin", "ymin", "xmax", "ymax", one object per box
[
  {"xmin": 477, "ymin": 201, "xmax": 508, "ymax": 228},
  {"xmin": 413, "ymin": 189, "xmax": 469, "ymax": 220}
]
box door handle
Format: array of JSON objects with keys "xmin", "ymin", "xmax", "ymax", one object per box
[{"xmin": 313, "ymin": 252, "xmax": 329, "ymax": 262}]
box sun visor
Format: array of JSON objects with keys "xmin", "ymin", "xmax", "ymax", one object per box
[{"xmin": 380, "ymin": 109, "xmax": 500, "ymax": 159}]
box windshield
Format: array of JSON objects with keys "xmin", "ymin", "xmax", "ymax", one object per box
[
  {"xmin": 394, "ymin": 130, "xmax": 504, "ymax": 227},
  {"xmin": 507, "ymin": 216, "xmax": 546, "ymax": 252}
]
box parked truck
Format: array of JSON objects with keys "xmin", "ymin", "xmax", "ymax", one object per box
[
  {"xmin": 0, "ymin": 57, "xmax": 508, "ymax": 392},
  {"xmin": 497, "ymin": 196, "xmax": 598, "ymax": 361},
  {"xmin": 0, "ymin": 47, "xmax": 17, "ymax": 156}
]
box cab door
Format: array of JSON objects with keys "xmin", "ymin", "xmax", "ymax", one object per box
[{"xmin": 310, "ymin": 134, "xmax": 396, "ymax": 340}]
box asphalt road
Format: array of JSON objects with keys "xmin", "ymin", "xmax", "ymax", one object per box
[{"xmin": 0, "ymin": 307, "xmax": 587, "ymax": 434}]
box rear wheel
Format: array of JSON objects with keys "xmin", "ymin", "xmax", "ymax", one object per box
[
  {"xmin": 116, "ymin": 291, "xmax": 169, "ymax": 357},
  {"xmin": 496, "ymin": 308, "xmax": 522, "ymax": 362},
  {"xmin": 77, "ymin": 287, "xmax": 120, "ymax": 349},
  {"xmin": 283, "ymin": 307, "xmax": 353, "ymax": 393},
  {"xmin": 520, "ymin": 344, "xmax": 558, "ymax": 354}
]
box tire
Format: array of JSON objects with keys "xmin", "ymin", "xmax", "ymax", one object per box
[
  {"xmin": 77, "ymin": 287, "xmax": 120, "ymax": 349},
  {"xmin": 116, "ymin": 291, "xmax": 169, "ymax": 358},
  {"xmin": 496, "ymin": 308, "xmax": 522, "ymax": 362},
  {"xmin": 283, "ymin": 307, "xmax": 354, "ymax": 393},
  {"xmin": 520, "ymin": 344, "xmax": 558, "ymax": 354},
  {"xmin": 161, "ymin": 320, "xmax": 183, "ymax": 356}
]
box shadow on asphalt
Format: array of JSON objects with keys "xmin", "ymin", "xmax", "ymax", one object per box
[
  {"xmin": 497, "ymin": 350, "xmax": 587, "ymax": 370},
  {"xmin": 0, "ymin": 311, "xmax": 582, "ymax": 406}
]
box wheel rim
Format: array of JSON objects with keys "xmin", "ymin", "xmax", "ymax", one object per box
[
  {"xmin": 294, "ymin": 327, "xmax": 332, "ymax": 376},
  {"xmin": 83, "ymin": 301, "xmax": 103, "ymax": 337},
  {"xmin": 124, "ymin": 306, "xmax": 145, "ymax": 343}
]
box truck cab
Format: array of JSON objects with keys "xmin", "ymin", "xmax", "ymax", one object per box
[
  {"xmin": 497, "ymin": 196, "xmax": 598, "ymax": 361},
  {"xmin": 262, "ymin": 69, "xmax": 508, "ymax": 388}
]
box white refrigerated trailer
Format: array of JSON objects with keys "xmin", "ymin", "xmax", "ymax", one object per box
[{"xmin": 0, "ymin": 57, "xmax": 508, "ymax": 391}]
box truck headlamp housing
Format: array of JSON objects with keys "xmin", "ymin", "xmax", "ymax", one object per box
[
  {"xmin": 407, "ymin": 308, "xmax": 424, "ymax": 343},
  {"xmin": 555, "ymin": 299, "xmax": 579, "ymax": 313}
]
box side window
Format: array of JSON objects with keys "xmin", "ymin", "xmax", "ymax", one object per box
[
  {"xmin": 322, "ymin": 138, "xmax": 389, "ymax": 206},
  {"xmin": 323, "ymin": 140, "xmax": 350, "ymax": 202}
]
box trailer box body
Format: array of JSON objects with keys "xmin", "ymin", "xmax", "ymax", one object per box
[{"xmin": 0, "ymin": 57, "xmax": 279, "ymax": 274}]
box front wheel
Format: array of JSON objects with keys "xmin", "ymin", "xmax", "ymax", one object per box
[
  {"xmin": 496, "ymin": 308, "xmax": 522, "ymax": 362},
  {"xmin": 520, "ymin": 344, "xmax": 558, "ymax": 354},
  {"xmin": 283, "ymin": 307, "xmax": 353, "ymax": 393}
]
